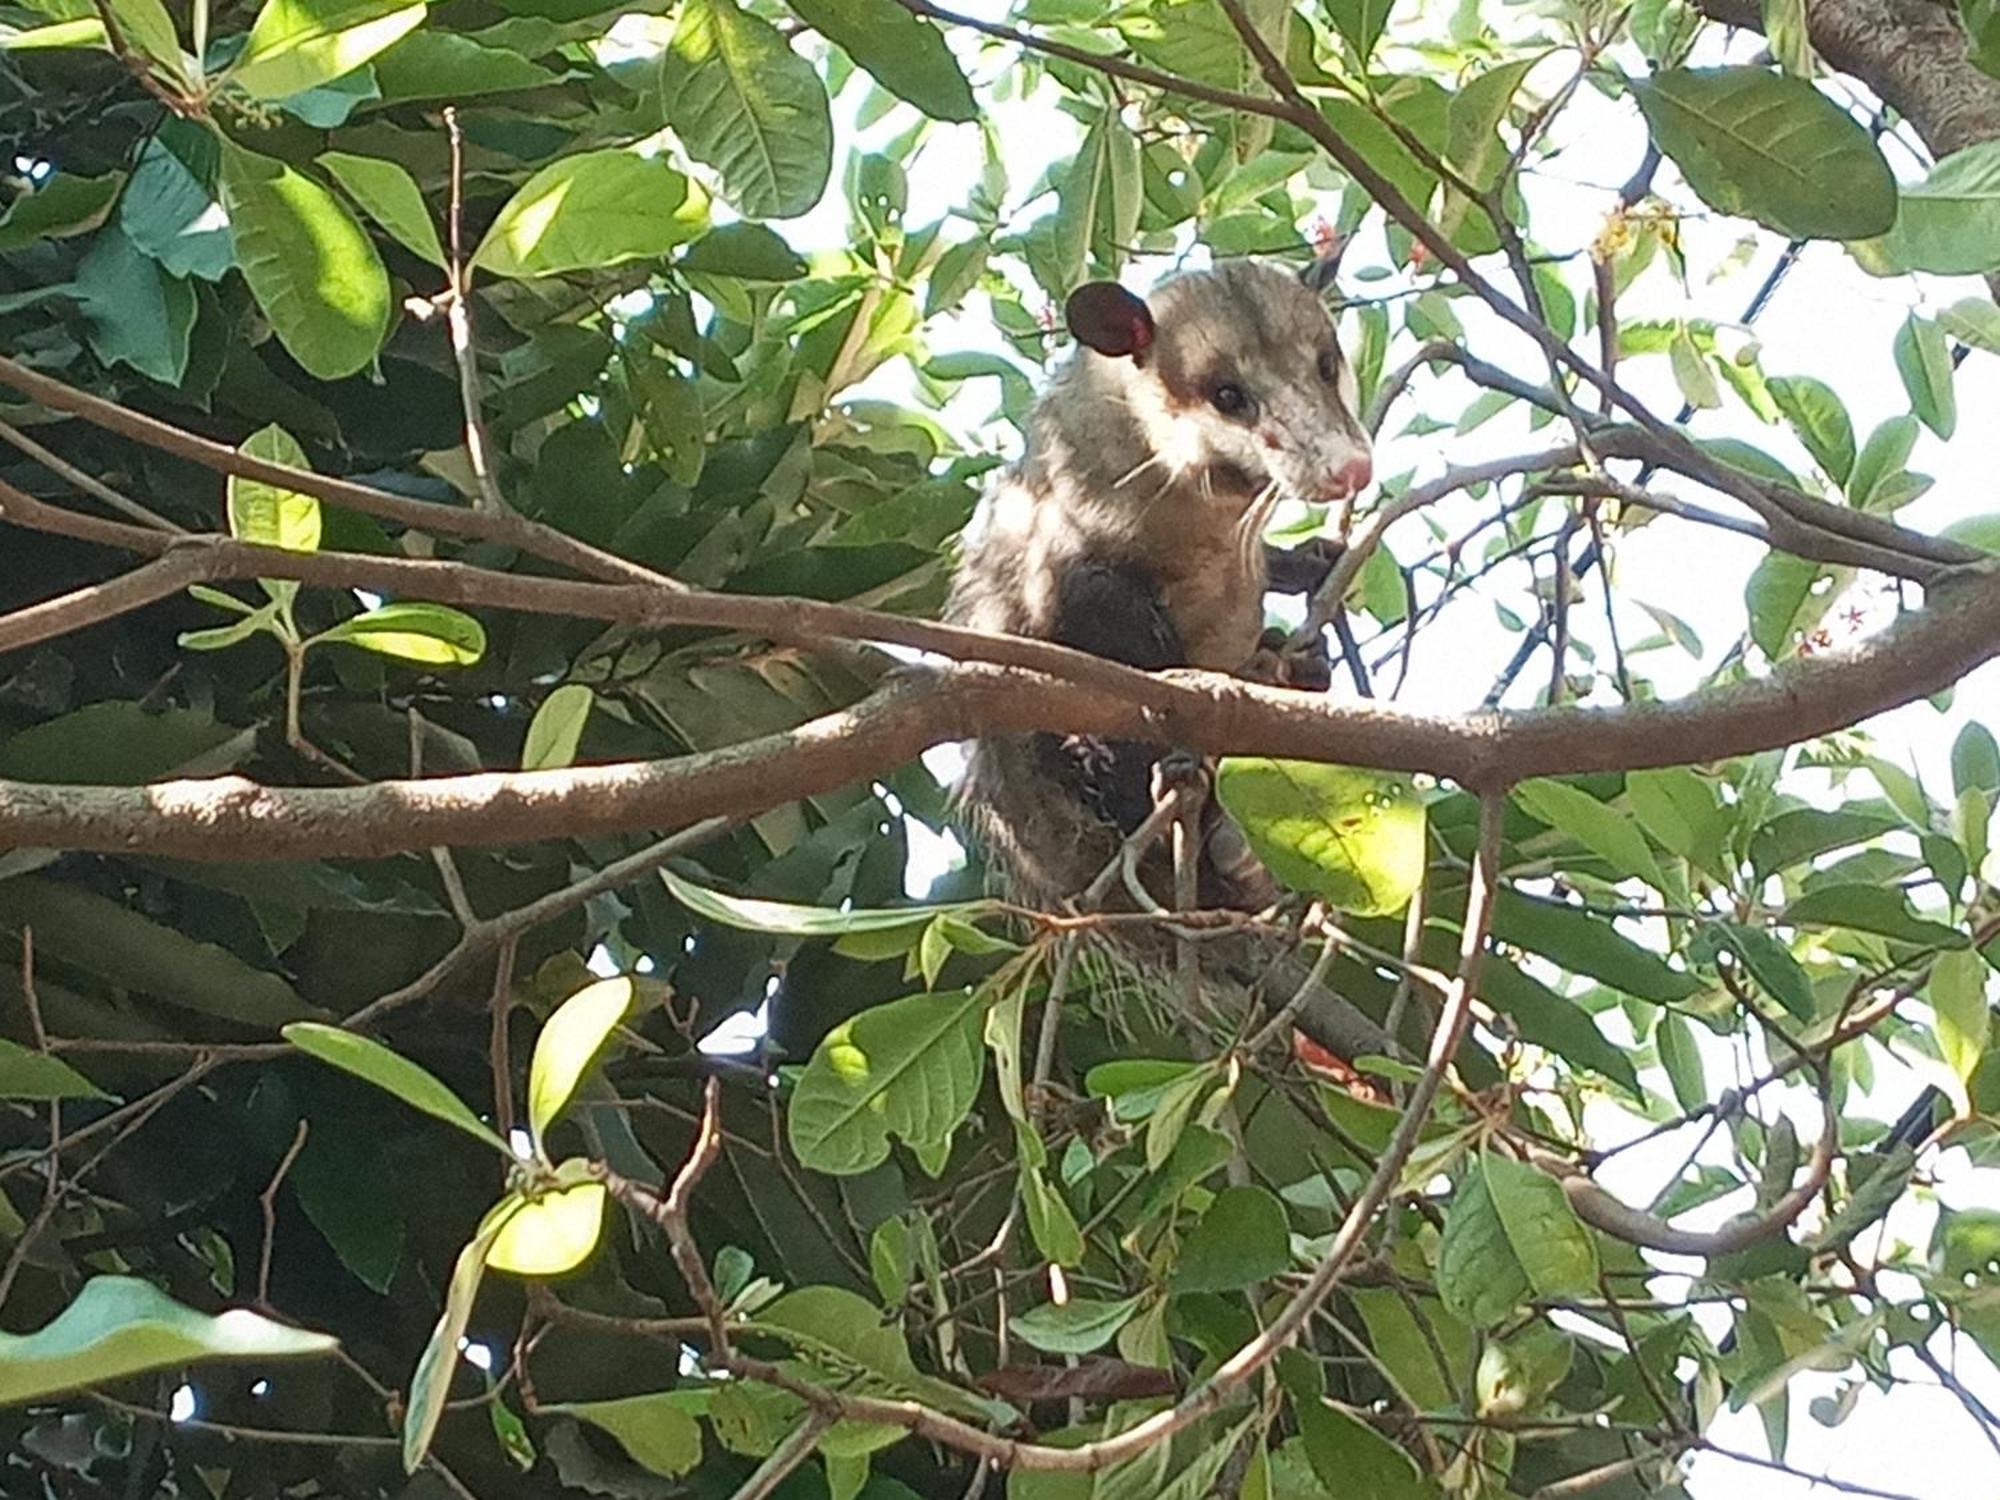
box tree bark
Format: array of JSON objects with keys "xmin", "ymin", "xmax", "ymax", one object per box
[{"xmin": 1697, "ymin": 0, "xmax": 2000, "ymax": 157}]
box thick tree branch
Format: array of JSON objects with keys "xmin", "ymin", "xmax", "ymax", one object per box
[{"xmin": 2, "ymin": 555, "xmax": 1995, "ymax": 856}]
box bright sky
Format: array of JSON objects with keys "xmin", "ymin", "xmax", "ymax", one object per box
[{"xmin": 625, "ymin": 3, "xmax": 2000, "ymax": 1492}]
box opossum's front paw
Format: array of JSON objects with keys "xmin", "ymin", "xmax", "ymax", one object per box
[
  {"xmin": 1245, "ymin": 627, "xmax": 1334, "ymax": 693},
  {"xmin": 1265, "ymin": 535, "xmax": 1347, "ymax": 595},
  {"xmin": 1151, "ymin": 749, "xmax": 1209, "ymax": 804}
]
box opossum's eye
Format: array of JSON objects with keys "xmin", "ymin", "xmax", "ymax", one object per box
[
  {"xmin": 1210, "ymin": 382, "xmax": 1252, "ymax": 418},
  {"xmin": 1317, "ymin": 350, "xmax": 1339, "ymax": 384}
]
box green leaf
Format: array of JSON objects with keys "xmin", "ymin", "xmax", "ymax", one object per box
[
  {"xmin": 1657, "ymin": 1013, "xmax": 1707, "ymax": 1112},
  {"xmin": 0, "ymin": 1038, "xmax": 110, "ymax": 1100},
  {"xmin": 1477, "ymin": 1324, "xmax": 1575, "ymax": 1416},
  {"xmin": 404, "ymin": 1203, "xmax": 511, "ymax": 1472},
  {"xmin": 524, "ymin": 683, "xmax": 593, "ymax": 771},
  {"xmin": 1865, "ymin": 141, "xmax": 2000, "ymax": 274},
  {"xmin": 1932, "ymin": 948, "xmax": 1990, "ymax": 1095},
  {"xmin": 0, "ymin": 1276, "xmax": 336, "ymax": 1405},
  {"xmin": 1720, "ymin": 923, "xmax": 1817, "ymax": 1019},
  {"xmin": 1515, "ymin": 778, "xmax": 1667, "ymax": 891},
  {"xmin": 0, "ymin": 171, "xmax": 119, "ymax": 250},
  {"xmin": 662, "ymin": 867, "xmax": 988, "ymax": 937},
  {"xmin": 1490, "ymin": 890, "xmax": 1699, "ymax": 1005},
  {"xmin": 1749, "ymin": 806, "xmax": 1900, "ymax": 877},
  {"xmin": 678, "ymin": 221, "xmax": 808, "ymax": 280},
  {"xmin": 1781, "ymin": 884, "xmax": 1968, "ymax": 948},
  {"xmin": 659, "ymin": 0, "xmax": 833, "ymax": 219},
  {"xmin": 232, "ymin": 0, "xmax": 425, "ymax": 100},
  {"xmin": 318, "ymin": 151, "xmax": 443, "ymax": 265},
  {"xmin": 1439, "ymin": 1152, "xmax": 1600, "ymax": 1329},
  {"xmin": 485, "ymin": 1179, "xmax": 608, "ymax": 1276},
  {"xmin": 1953, "ymin": 723, "xmax": 2000, "ymax": 798},
  {"xmin": 1485, "ymin": 1151, "xmax": 1598, "ymax": 1297},
  {"xmin": 1437, "ymin": 1155, "xmax": 1528, "ymax": 1327},
  {"xmin": 1940, "ymin": 296, "xmax": 2000, "ymax": 355},
  {"xmin": 108, "ymin": 0, "xmax": 183, "ymax": 73},
  {"xmin": 0, "ymin": 876, "xmax": 309, "ymax": 1026},
  {"xmin": 1213, "ymin": 760, "xmax": 1425, "ymax": 916},
  {"xmin": 1020, "ymin": 1159, "xmax": 1085, "ymax": 1267},
  {"xmin": 313, "ymin": 601, "xmax": 486, "ymax": 665},
  {"xmin": 1894, "ymin": 313, "xmax": 1956, "ymax": 438},
  {"xmin": 120, "ymin": 124, "xmax": 231, "ymax": 281},
  {"xmin": 1323, "ymin": 0, "xmax": 1395, "ymax": 63},
  {"xmin": 1172, "ymin": 1185, "xmax": 1292, "ymax": 1292},
  {"xmin": 283, "ymin": 1022, "xmax": 510, "ymax": 1152},
  {"xmin": 1767, "ymin": 375, "xmax": 1855, "ymax": 485},
  {"xmin": 1298, "ymin": 1399, "xmax": 1430, "ymax": 1500},
  {"xmin": 527, "ymin": 976, "xmax": 634, "ymax": 1150},
  {"xmin": 370, "ymin": 29, "xmax": 560, "ymax": 98},
  {"xmin": 1670, "ymin": 325, "xmax": 1721, "ymax": 408},
  {"xmin": 552, "ymin": 1392, "xmax": 709, "ymax": 1478},
  {"xmin": 1847, "ymin": 414, "xmax": 1919, "ymax": 510},
  {"xmin": 1631, "ymin": 67, "xmax": 1895, "ymax": 239},
  {"xmin": 473, "ymin": 150, "xmax": 706, "ymax": 279},
  {"xmin": 787, "ymin": 989, "xmax": 986, "ymax": 1174},
  {"xmin": 784, "ymin": 0, "xmax": 975, "ymax": 121},
  {"xmin": 75, "ymin": 228, "xmax": 193, "ymax": 384},
  {"xmin": 1761, "ymin": 0, "xmax": 1812, "ymax": 73},
  {"xmin": 229, "ymin": 423, "xmax": 321, "ymax": 552},
  {"xmin": 869, "ymin": 1218, "xmax": 912, "ymax": 1305},
  {"xmin": 1011, "ymin": 1295, "xmax": 1143, "ymax": 1355},
  {"xmin": 1944, "ymin": 514, "xmax": 2000, "ymax": 554},
  {"xmin": 0, "ymin": 17, "xmax": 112, "ymax": 51},
  {"xmin": 219, "ymin": 141, "xmax": 389, "ymax": 380}
]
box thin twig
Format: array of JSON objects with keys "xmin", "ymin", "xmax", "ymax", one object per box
[
  {"xmin": 257, "ymin": 1120, "xmax": 310, "ymax": 1306},
  {"xmin": 442, "ymin": 107, "xmax": 508, "ymax": 515}
]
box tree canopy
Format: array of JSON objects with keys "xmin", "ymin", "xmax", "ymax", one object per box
[{"xmin": 1, "ymin": 0, "xmax": 2000, "ymax": 1496}]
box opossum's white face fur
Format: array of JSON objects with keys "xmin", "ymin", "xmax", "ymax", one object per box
[{"xmin": 1067, "ymin": 260, "xmax": 1373, "ymax": 512}]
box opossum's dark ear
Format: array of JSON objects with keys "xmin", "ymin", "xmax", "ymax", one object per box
[
  {"xmin": 1066, "ymin": 282, "xmax": 1155, "ymax": 358},
  {"xmin": 1298, "ymin": 253, "xmax": 1342, "ymax": 296}
]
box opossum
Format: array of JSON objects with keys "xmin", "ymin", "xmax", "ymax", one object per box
[{"xmin": 946, "ymin": 258, "xmax": 1374, "ymax": 913}]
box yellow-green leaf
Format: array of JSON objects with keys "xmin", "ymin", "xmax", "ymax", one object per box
[
  {"xmin": 228, "ymin": 423, "xmax": 320, "ymax": 552},
  {"xmin": 1213, "ymin": 760, "xmax": 1426, "ymax": 916},
  {"xmin": 527, "ymin": 976, "xmax": 634, "ymax": 1150},
  {"xmin": 484, "ymin": 1181, "xmax": 607, "ymax": 1276}
]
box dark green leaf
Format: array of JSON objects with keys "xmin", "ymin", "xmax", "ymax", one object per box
[
  {"xmin": 0, "ymin": 171, "xmax": 120, "ymax": 250},
  {"xmin": 1298, "ymin": 1399, "xmax": 1429, "ymax": 1499},
  {"xmin": 1631, "ymin": 67, "xmax": 1895, "ymax": 239},
  {"xmin": 678, "ymin": 221, "xmax": 808, "ymax": 280},
  {"xmin": 1953, "ymin": 723, "xmax": 2000, "ymax": 798},
  {"xmin": 1172, "ymin": 1185, "xmax": 1292, "ymax": 1292},
  {"xmin": 660, "ymin": 0, "xmax": 833, "ymax": 218},
  {"xmin": 1781, "ymin": 884, "xmax": 1968, "ymax": 947},
  {"xmin": 785, "ymin": 0, "xmax": 976, "ymax": 121},
  {"xmin": 787, "ymin": 989, "xmax": 986, "ymax": 1173},
  {"xmin": 76, "ymin": 228, "xmax": 193, "ymax": 384}
]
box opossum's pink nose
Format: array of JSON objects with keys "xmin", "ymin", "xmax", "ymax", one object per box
[{"xmin": 1323, "ymin": 453, "xmax": 1372, "ymax": 498}]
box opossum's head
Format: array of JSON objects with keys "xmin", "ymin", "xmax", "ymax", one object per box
[{"xmin": 1066, "ymin": 259, "xmax": 1372, "ymax": 509}]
